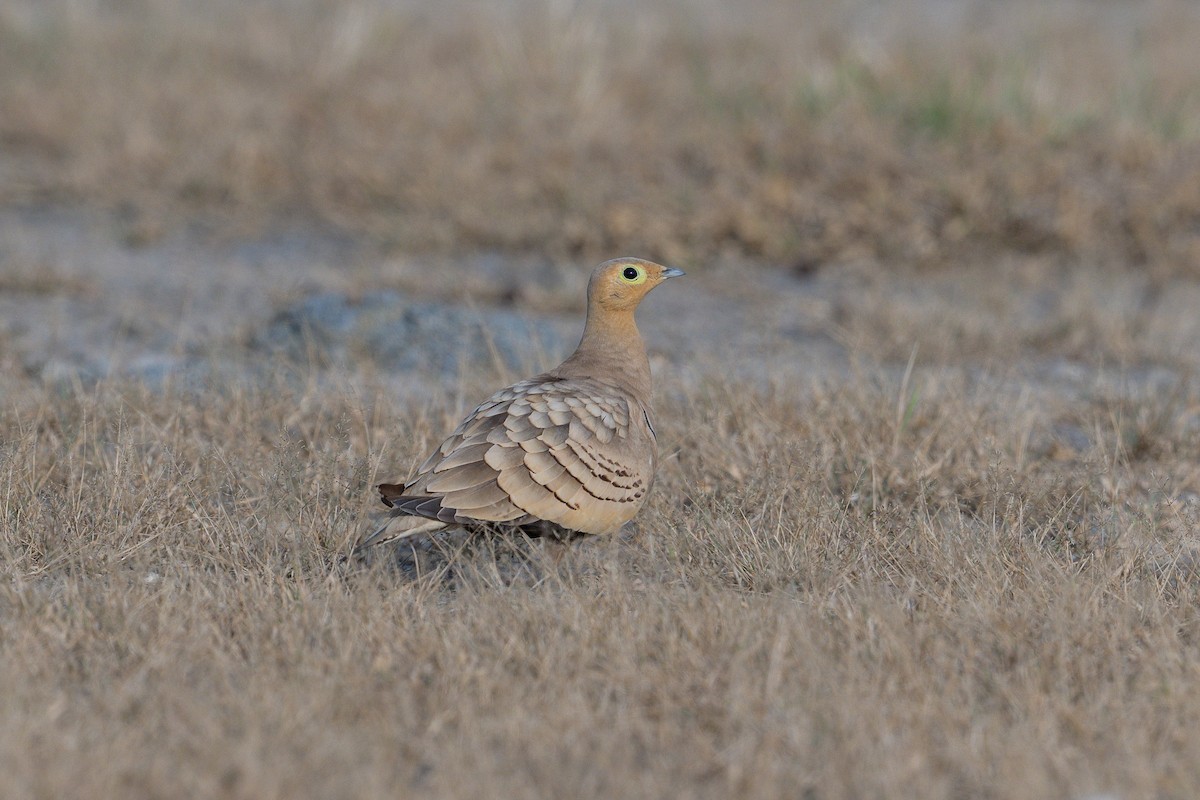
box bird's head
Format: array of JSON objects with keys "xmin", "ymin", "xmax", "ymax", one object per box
[{"xmin": 587, "ymin": 258, "xmax": 685, "ymax": 313}]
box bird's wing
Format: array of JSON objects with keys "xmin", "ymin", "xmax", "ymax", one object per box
[{"xmin": 375, "ymin": 377, "xmax": 655, "ymax": 536}]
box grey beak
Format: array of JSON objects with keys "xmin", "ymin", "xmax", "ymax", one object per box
[{"xmin": 662, "ymin": 267, "xmax": 686, "ymax": 279}]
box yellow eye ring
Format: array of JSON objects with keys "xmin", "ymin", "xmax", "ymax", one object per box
[{"xmin": 619, "ymin": 265, "xmax": 647, "ymax": 285}]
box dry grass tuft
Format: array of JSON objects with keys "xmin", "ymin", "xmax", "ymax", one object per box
[
  {"xmin": 3, "ymin": 0, "xmax": 1200, "ymax": 273},
  {"xmin": 2, "ymin": 368, "xmax": 1198, "ymax": 797}
]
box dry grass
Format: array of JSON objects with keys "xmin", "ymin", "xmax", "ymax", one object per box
[
  {"xmin": 4, "ymin": 1, "xmax": 1200, "ymax": 796},
  {"xmin": 823, "ymin": 258, "xmax": 1200, "ymax": 368},
  {"xmin": 0, "ymin": 256, "xmax": 92, "ymax": 297},
  {"xmin": 2, "ymin": 366, "xmax": 1198, "ymax": 798},
  {"xmin": 3, "ymin": 0, "xmax": 1200, "ymax": 274}
]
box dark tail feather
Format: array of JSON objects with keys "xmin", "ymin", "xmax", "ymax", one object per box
[{"xmin": 378, "ymin": 483, "xmax": 406, "ymax": 507}]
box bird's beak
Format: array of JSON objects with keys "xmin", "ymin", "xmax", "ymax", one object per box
[{"xmin": 661, "ymin": 267, "xmax": 686, "ymax": 279}]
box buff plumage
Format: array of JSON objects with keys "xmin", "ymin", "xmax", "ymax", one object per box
[{"xmin": 355, "ymin": 257, "xmax": 683, "ymax": 552}]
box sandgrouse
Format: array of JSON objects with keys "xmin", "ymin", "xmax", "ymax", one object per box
[{"xmin": 355, "ymin": 257, "xmax": 684, "ymax": 552}]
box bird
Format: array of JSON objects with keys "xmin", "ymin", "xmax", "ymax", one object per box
[{"xmin": 355, "ymin": 257, "xmax": 684, "ymax": 553}]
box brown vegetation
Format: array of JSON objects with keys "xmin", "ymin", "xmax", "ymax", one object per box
[
  {"xmin": 2, "ymin": 0, "xmax": 1200, "ymax": 273},
  {"xmin": 2, "ymin": 364, "xmax": 1199, "ymax": 797}
]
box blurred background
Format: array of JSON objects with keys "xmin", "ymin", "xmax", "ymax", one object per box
[{"xmin": 1, "ymin": 0, "xmax": 1199, "ymax": 386}]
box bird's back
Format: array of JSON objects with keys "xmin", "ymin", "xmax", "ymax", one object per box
[{"xmin": 378, "ymin": 374, "xmax": 657, "ymax": 537}]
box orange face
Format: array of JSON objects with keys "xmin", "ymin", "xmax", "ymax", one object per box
[{"xmin": 588, "ymin": 258, "xmax": 686, "ymax": 311}]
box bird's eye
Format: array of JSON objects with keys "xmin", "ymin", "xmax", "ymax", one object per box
[{"xmin": 620, "ymin": 265, "xmax": 646, "ymax": 284}]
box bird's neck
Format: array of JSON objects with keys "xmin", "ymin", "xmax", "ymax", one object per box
[{"xmin": 558, "ymin": 304, "xmax": 652, "ymax": 399}]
